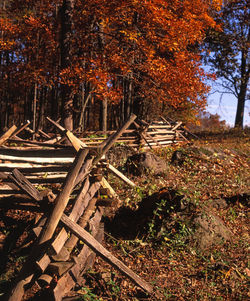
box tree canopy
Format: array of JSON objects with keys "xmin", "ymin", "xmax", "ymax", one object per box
[{"xmin": 0, "ymin": 0, "xmax": 222, "ymax": 131}]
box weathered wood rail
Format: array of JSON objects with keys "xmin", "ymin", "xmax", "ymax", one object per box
[{"xmin": 0, "ymin": 115, "xmax": 154, "ymax": 301}]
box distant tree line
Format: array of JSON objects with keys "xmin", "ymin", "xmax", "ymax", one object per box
[{"xmin": 187, "ymin": 112, "xmax": 229, "ymax": 132}]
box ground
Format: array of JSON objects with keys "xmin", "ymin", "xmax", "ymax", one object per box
[{"xmin": 0, "ymin": 129, "xmax": 249, "ymax": 300}]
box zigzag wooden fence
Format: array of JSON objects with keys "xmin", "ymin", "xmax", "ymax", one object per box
[{"xmin": 0, "ymin": 115, "xmax": 188, "ymax": 300}]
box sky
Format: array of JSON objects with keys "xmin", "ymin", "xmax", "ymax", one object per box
[
  {"xmin": 206, "ymin": 90, "xmax": 250, "ymax": 128},
  {"xmin": 202, "ymin": 64, "xmax": 250, "ymax": 128}
]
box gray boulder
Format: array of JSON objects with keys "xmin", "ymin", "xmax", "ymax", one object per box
[{"xmin": 125, "ymin": 152, "xmax": 167, "ymax": 176}]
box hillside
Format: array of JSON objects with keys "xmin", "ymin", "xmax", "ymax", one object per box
[{"xmin": 0, "ymin": 131, "xmax": 249, "ymax": 300}]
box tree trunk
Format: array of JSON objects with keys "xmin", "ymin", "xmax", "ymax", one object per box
[
  {"xmin": 234, "ymin": 47, "xmax": 249, "ymax": 128},
  {"xmin": 51, "ymin": 86, "xmax": 58, "ymax": 121},
  {"xmin": 33, "ymin": 82, "xmax": 38, "ymax": 137},
  {"xmin": 126, "ymin": 74, "xmax": 133, "ymax": 119},
  {"xmin": 4, "ymin": 51, "xmax": 10, "ymax": 128},
  {"xmin": 102, "ymin": 97, "xmax": 108, "ymax": 134},
  {"xmin": 234, "ymin": 94, "xmax": 245, "ymax": 128},
  {"xmin": 79, "ymin": 83, "xmax": 92, "ymax": 131},
  {"xmin": 60, "ymin": 0, "xmax": 74, "ymax": 131}
]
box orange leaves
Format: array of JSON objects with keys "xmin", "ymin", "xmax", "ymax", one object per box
[
  {"xmin": 0, "ymin": 18, "xmax": 15, "ymax": 32},
  {"xmin": 0, "ymin": 17, "xmax": 18, "ymax": 51},
  {"xmin": 1, "ymin": 0, "xmax": 222, "ymax": 116},
  {"xmin": 0, "ymin": 39, "xmax": 16, "ymax": 51}
]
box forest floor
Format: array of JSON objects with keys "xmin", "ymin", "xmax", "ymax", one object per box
[{"xmin": 0, "ymin": 129, "xmax": 249, "ymax": 300}]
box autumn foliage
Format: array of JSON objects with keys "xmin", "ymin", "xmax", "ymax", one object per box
[{"xmin": 0, "ymin": 0, "xmax": 222, "ymax": 131}]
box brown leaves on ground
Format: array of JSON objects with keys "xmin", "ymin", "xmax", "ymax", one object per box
[
  {"xmin": 0, "ymin": 133, "xmax": 249, "ymax": 300},
  {"xmin": 95, "ymin": 133, "xmax": 249, "ymax": 300}
]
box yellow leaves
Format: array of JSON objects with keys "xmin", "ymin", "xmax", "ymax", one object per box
[
  {"xmin": 211, "ymin": 0, "xmax": 223, "ymax": 11},
  {"xmin": 0, "ymin": 40, "xmax": 16, "ymax": 51},
  {"xmin": 168, "ymin": 42, "xmax": 179, "ymax": 52},
  {"xmin": 119, "ymin": 30, "xmax": 139, "ymax": 42},
  {"xmin": 196, "ymin": 119, "xmax": 201, "ymax": 126}
]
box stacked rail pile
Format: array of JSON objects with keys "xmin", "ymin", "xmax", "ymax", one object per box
[
  {"xmin": 79, "ymin": 119, "xmax": 187, "ymax": 149},
  {"xmin": 0, "ymin": 115, "xmax": 153, "ymax": 301},
  {"xmin": 1, "ymin": 117, "xmax": 187, "ymax": 151}
]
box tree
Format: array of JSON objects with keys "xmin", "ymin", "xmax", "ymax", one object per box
[
  {"xmin": 204, "ymin": 0, "xmax": 250, "ymax": 128},
  {"xmin": 60, "ymin": 0, "xmax": 75, "ymax": 130},
  {"xmin": 187, "ymin": 111, "xmax": 229, "ymax": 131},
  {"xmin": 0, "ymin": 0, "xmax": 222, "ymax": 131}
]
